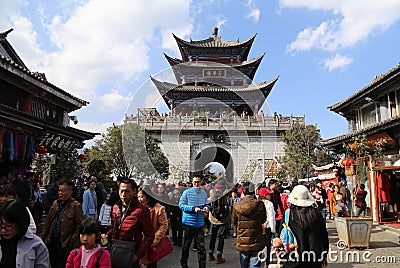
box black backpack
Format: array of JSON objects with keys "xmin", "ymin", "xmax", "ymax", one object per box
[{"xmin": 210, "ymin": 195, "xmax": 229, "ymax": 220}]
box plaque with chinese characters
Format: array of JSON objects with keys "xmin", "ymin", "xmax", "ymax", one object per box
[{"xmin": 203, "ymin": 68, "xmax": 226, "ymax": 79}]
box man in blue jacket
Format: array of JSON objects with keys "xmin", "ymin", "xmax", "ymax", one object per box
[{"xmin": 179, "ymin": 175, "xmax": 209, "ymax": 268}]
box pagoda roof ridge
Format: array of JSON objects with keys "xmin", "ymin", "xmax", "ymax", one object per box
[
  {"xmin": 172, "ymin": 32, "xmax": 257, "ymax": 48},
  {"xmin": 0, "ymin": 28, "xmax": 28, "ymax": 69},
  {"xmin": 0, "ymin": 54, "xmax": 88, "ymax": 108},
  {"xmin": 151, "ymin": 76, "xmax": 278, "ymax": 93},
  {"xmin": 1, "ymin": 28, "xmax": 88, "ymax": 108}
]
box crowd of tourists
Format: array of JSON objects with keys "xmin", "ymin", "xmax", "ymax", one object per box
[{"xmin": 0, "ymin": 168, "xmax": 366, "ymax": 268}]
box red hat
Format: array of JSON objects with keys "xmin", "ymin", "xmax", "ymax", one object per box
[
  {"xmin": 215, "ymin": 183, "xmax": 225, "ymax": 189},
  {"xmin": 259, "ymin": 187, "xmax": 274, "ymax": 197}
]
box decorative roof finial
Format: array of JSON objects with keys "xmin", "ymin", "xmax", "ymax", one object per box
[
  {"xmin": 212, "ymin": 27, "xmax": 218, "ymax": 38},
  {"xmin": 0, "ymin": 28, "xmax": 14, "ymax": 38}
]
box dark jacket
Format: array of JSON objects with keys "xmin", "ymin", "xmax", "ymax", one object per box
[
  {"xmin": 11, "ymin": 177, "xmax": 31, "ymax": 206},
  {"xmin": 282, "ymin": 206, "xmax": 329, "ymax": 268},
  {"xmin": 232, "ymin": 195, "xmax": 266, "ymax": 252},
  {"xmin": 41, "ymin": 197, "xmax": 84, "ymax": 248},
  {"xmin": 107, "ymin": 199, "xmax": 155, "ymax": 259},
  {"xmin": 355, "ymin": 189, "xmax": 367, "ymax": 208},
  {"xmin": 45, "ymin": 182, "xmax": 59, "ymax": 212},
  {"xmin": 209, "ymin": 190, "xmax": 230, "ymax": 225},
  {"xmin": 272, "ymin": 190, "xmax": 284, "ymax": 218}
]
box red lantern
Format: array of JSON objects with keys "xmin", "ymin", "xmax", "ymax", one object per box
[
  {"xmin": 36, "ymin": 146, "xmax": 47, "ymax": 155},
  {"xmin": 340, "ymin": 158, "xmax": 354, "ymax": 167},
  {"xmin": 78, "ymin": 154, "xmax": 86, "ymax": 162}
]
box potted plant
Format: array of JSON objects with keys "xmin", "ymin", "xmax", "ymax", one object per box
[{"xmin": 335, "ymin": 135, "xmax": 373, "ymax": 248}]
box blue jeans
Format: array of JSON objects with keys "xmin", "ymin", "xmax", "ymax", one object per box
[
  {"xmin": 239, "ymin": 251, "xmax": 262, "ymax": 268},
  {"xmin": 209, "ymin": 223, "xmax": 227, "ymax": 255}
]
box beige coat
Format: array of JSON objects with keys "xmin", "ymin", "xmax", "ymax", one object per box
[{"xmin": 140, "ymin": 202, "xmax": 168, "ymax": 264}]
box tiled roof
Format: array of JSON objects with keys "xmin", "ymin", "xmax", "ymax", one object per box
[
  {"xmin": 0, "ymin": 54, "xmax": 88, "ymax": 107},
  {"xmin": 328, "ymin": 63, "xmax": 400, "ymax": 111},
  {"xmin": 0, "ymin": 103, "xmax": 98, "ymax": 141},
  {"xmin": 173, "ymin": 33, "xmax": 256, "ymax": 48},
  {"xmin": 151, "ymin": 76, "xmax": 278, "ymax": 95},
  {"xmin": 0, "ymin": 28, "xmax": 88, "ymax": 108},
  {"xmin": 0, "ymin": 29, "xmax": 27, "ymax": 69},
  {"xmin": 321, "ymin": 115, "xmax": 400, "ymax": 146}
]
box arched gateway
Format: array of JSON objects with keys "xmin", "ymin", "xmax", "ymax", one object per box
[{"xmin": 124, "ymin": 28, "xmax": 305, "ymax": 184}]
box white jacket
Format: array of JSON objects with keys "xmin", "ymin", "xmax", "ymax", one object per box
[
  {"xmin": 98, "ymin": 204, "xmax": 112, "ymax": 226},
  {"xmin": 262, "ymin": 200, "xmax": 276, "ymax": 233}
]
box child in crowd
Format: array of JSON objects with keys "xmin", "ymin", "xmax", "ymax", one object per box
[
  {"xmin": 98, "ymin": 192, "xmax": 112, "ymax": 234},
  {"xmin": 66, "ymin": 218, "xmax": 111, "ymax": 268}
]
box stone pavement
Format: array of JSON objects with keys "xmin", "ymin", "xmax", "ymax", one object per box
[{"xmin": 158, "ymin": 219, "xmax": 400, "ymax": 268}]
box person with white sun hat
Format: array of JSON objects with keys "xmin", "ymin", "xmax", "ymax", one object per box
[{"xmin": 280, "ymin": 185, "xmax": 329, "ymax": 268}]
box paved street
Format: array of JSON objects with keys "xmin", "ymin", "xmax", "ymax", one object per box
[{"xmin": 159, "ymin": 219, "xmax": 400, "ymax": 268}]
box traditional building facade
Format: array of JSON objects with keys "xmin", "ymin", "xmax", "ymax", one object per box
[
  {"xmin": 0, "ymin": 29, "xmax": 97, "ymax": 175},
  {"xmin": 125, "ymin": 28, "xmax": 305, "ymax": 184},
  {"xmin": 322, "ymin": 63, "xmax": 400, "ymax": 222}
]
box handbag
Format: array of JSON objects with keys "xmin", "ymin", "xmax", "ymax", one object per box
[
  {"xmin": 110, "ymin": 239, "xmax": 137, "ymax": 268},
  {"xmin": 148, "ymin": 237, "xmax": 173, "ymax": 262},
  {"xmin": 335, "ymin": 202, "xmax": 345, "ymax": 212},
  {"xmin": 110, "ymin": 203, "xmax": 137, "ymax": 268}
]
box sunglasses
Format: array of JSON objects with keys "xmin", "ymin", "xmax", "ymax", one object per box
[{"xmin": 193, "ymin": 181, "xmax": 202, "ymax": 184}]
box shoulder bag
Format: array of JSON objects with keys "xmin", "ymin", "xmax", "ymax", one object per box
[
  {"xmin": 110, "ymin": 204, "xmax": 138, "ymax": 268},
  {"xmin": 147, "ymin": 236, "xmax": 173, "ymax": 262}
]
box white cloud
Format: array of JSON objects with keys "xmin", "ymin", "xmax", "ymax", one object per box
[
  {"xmin": 245, "ymin": 0, "xmax": 260, "ymax": 23},
  {"xmin": 210, "ymin": 15, "xmax": 227, "ymax": 29},
  {"xmin": 321, "ymin": 54, "xmax": 353, "ymax": 71},
  {"xmin": 76, "ymin": 121, "xmax": 114, "ymax": 148},
  {"xmin": 77, "ymin": 121, "xmax": 114, "ymax": 136},
  {"xmin": 144, "ymin": 91, "xmax": 169, "ymax": 113},
  {"xmin": 0, "ymin": 0, "xmax": 19, "ymax": 22},
  {"xmin": 98, "ymin": 92, "xmax": 131, "ymax": 111},
  {"xmin": 246, "ymin": 9, "xmax": 260, "ymax": 23},
  {"xmin": 282, "ymin": 0, "xmax": 400, "ymax": 52},
  {"xmin": 287, "ymin": 21, "xmax": 337, "ymax": 52},
  {"xmin": 3, "ymin": 0, "xmax": 193, "ymax": 101}
]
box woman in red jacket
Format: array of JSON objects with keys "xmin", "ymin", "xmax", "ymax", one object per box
[{"xmin": 66, "ymin": 218, "xmax": 111, "ymax": 268}]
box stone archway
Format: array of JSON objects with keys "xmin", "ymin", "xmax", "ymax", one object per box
[{"xmin": 193, "ymin": 146, "xmax": 234, "ymax": 183}]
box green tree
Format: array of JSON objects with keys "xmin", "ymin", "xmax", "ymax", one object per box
[
  {"xmin": 145, "ymin": 134, "xmax": 170, "ymax": 180},
  {"xmin": 49, "ymin": 147, "xmax": 80, "ymax": 183},
  {"xmin": 87, "ymin": 159, "xmax": 107, "ymax": 176},
  {"xmin": 85, "ymin": 123, "xmax": 169, "ymax": 180},
  {"xmin": 281, "ymin": 123, "xmax": 321, "ymax": 181},
  {"xmin": 85, "ymin": 125, "xmax": 130, "ymax": 178},
  {"xmin": 314, "ymin": 148, "xmax": 338, "ymax": 167}
]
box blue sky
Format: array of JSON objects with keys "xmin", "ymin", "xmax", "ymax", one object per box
[{"xmin": 1, "ymin": 0, "xmax": 400, "ymax": 147}]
